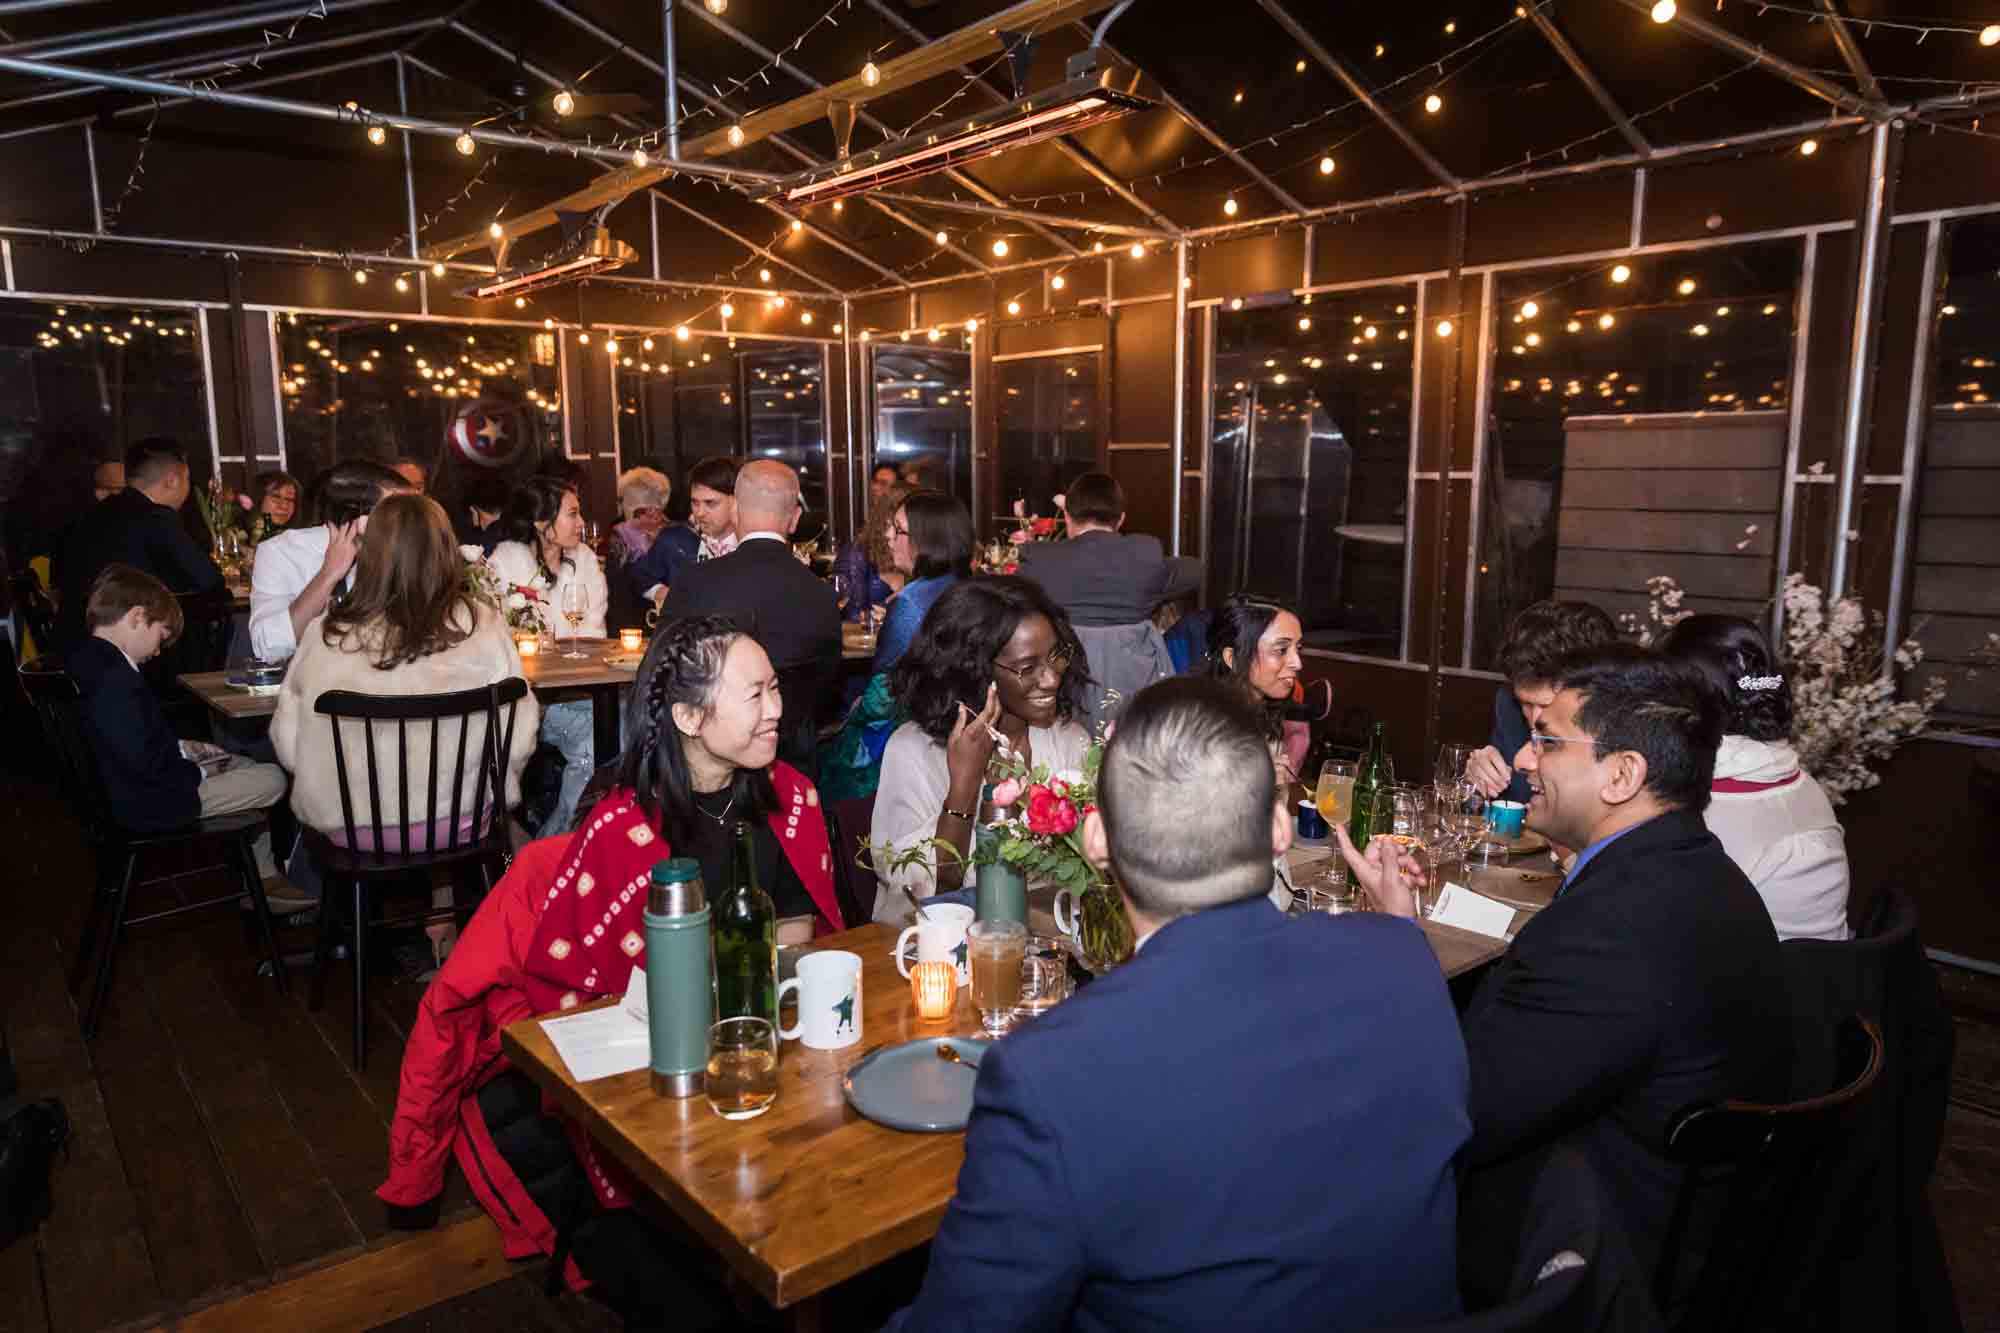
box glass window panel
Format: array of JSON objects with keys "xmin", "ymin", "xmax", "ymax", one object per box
[
  {"xmin": 276, "ymin": 312, "xmax": 564, "ymax": 514},
  {"xmin": 1913, "ymin": 216, "xmax": 2000, "ymax": 725},
  {"xmin": 1474, "ymin": 240, "xmax": 1803, "ymax": 667},
  {"xmin": 0, "ymin": 297, "xmax": 212, "ymax": 558},
  {"xmin": 871, "ymin": 343, "xmax": 972, "ymax": 503},
  {"xmin": 745, "ymin": 346, "xmax": 827, "ymax": 537},
  {"xmin": 1210, "ymin": 288, "xmax": 1417, "ymax": 660},
  {"xmin": 996, "ymin": 352, "xmax": 1098, "ymax": 519}
]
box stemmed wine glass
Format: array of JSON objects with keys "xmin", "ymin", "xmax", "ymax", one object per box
[
  {"xmin": 832, "ymin": 571, "xmax": 851, "ymax": 617},
  {"xmin": 560, "ymin": 579, "xmax": 588, "ymax": 659}
]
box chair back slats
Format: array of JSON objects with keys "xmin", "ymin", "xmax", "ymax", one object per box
[
  {"xmin": 312, "ymin": 677, "xmax": 528, "ymax": 867},
  {"xmin": 19, "ymin": 657, "xmax": 119, "ymax": 842}
]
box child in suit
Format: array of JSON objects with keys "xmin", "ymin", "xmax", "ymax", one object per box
[{"xmin": 68, "ymin": 564, "xmax": 310, "ymax": 909}]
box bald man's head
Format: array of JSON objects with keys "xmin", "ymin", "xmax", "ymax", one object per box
[{"xmin": 734, "ymin": 459, "xmax": 801, "ymax": 534}]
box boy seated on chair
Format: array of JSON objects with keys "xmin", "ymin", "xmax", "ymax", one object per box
[{"xmin": 67, "ymin": 563, "xmax": 312, "ymax": 911}]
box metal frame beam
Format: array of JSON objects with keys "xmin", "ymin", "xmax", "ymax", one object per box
[
  {"xmin": 1619, "ymin": 0, "xmax": 1883, "ymax": 117},
  {"xmin": 443, "ymin": 19, "xmax": 912, "ymax": 290},
  {"xmin": 1829, "ymin": 120, "xmax": 1900, "ymax": 599},
  {"xmin": 106, "ymin": 46, "xmax": 410, "ymax": 119},
  {"xmin": 1523, "ymin": 6, "xmax": 1651, "ymax": 157},
  {"xmin": 649, "ymin": 187, "xmax": 840, "ymax": 295},
  {"xmin": 863, "ymin": 0, "xmax": 1182, "ymax": 235},
  {"xmin": 1812, "ymin": 0, "xmax": 1883, "ymax": 105},
  {"xmin": 1253, "ymin": 0, "xmax": 1458, "ymax": 190},
  {"xmin": 869, "ymin": 189, "xmax": 1173, "ymax": 240},
  {"xmin": 1, "ymin": 0, "xmax": 402, "ymax": 63}
]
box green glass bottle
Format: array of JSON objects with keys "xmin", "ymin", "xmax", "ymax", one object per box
[
  {"xmin": 1346, "ymin": 722, "xmax": 1389, "ymax": 889},
  {"xmin": 711, "ymin": 821, "xmax": 776, "ymax": 1023}
]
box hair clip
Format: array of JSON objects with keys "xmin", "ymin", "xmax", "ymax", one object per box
[{"xmin": 1737, "ymin": 674, "xmax": 1783, "ymax": 692}]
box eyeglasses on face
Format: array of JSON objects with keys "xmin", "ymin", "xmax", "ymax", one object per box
[
  {"xmin": 1526, "ymin": 732, "xmax": 1608, "ymax": 756},
  {"xmin": 991, "ymin": 646, "xmax": 1073, "ymax": 684}
]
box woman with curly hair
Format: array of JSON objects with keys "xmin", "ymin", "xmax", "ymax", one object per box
[
  {"xmin": 1659, "ymin": 613, "xmax": 1849, "ymax": 940},
  {"xmin": 869, "ymin": 576, "xmax": 1091, "ymax": 920},
  {"xmin": 831, "ymin": 480, "xmax": 906, "ymax": 623}
]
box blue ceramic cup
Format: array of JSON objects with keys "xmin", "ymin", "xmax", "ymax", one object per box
[
  {"xmin": 1296, "ymin": 798, "xmax": 1330, "ymax": 841},
  {"xmin": 1487, "ymin": 800, "xmax": 1527, "ymax": 839}
]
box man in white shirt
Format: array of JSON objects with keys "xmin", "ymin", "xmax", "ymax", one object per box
[{"xmin": 248, "ymin": 459, "xmax": 411, "ymax": 662}]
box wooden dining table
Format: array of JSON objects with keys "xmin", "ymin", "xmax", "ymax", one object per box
[{"xmin": 499, "ymin": 864, "xmax": 1549, "ymax": 1324}]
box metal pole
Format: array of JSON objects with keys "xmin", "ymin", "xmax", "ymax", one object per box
[
  {"xmin": 1828, "ymin": 120, "xmax": 1898, "ymax": 600},
  {"xmin": 1812, "ymin": 0, "xmax": 1884, "ymax": 104},
  {"xmin": 1426, "ymin": 200, "xmax": 1470, "ymax": 770},
  {"xmin": 868, "ymin": 190, "xmax": 1173, "ymax": 240},
  {"xmin": 396, "ymin": 54, "xmax": 418, "ymax": 261},
  {"xmin": 1524, "ymin": 6, "xmax": 1651, "ymax": 157},
  {"xmin": 1170, "ymin": 239, "xmax": 1188, "ymax": 555},
  {"xmin": 662, "ymin": 0, "xmax": 679, "ymax": 160},
  {"xmin": 0, "ymin": 52, "xmax": 779, "ymax": 182},
  {"xmin": 2, "ymin": 0, "xmax": 401, "ymax": 62},
  {"xmin": 0, "ymin": 0, "xmax": 116, "ymax": 14},
  {"xmin": 1883, "ymin": 218, "xmax": 1941, "ymax": 670},
  {"xmin": 1772, "ymin": 232, "xmax": 1818, "ymax": 645},
  {"xmin": 1616, "ymin": 0, "xmax": 1881, "ymax": 116}
]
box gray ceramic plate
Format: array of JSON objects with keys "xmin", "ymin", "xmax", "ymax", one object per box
[{"xmin": 842, "ymin": 1037, "xmax": 992, "ymax": 1133}]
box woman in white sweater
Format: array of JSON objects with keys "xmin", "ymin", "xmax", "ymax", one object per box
[
  {"xmin": 273, "ymin": 492, "xmax": 538, "ymax": 848},
  {"xmin": 1660, "ymin": 613, "xmax": 1851, "ymax": 941},
  {"xmin": 487, "ymin": 476, "xmax": 609, "ymax": 836}
]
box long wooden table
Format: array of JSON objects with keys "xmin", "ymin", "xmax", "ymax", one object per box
[{"xmin": 499, "ymin": 874, "xmax": 1543, "ymax": 1318}]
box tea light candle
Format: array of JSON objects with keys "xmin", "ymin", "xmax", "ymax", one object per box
[
  {"xmin": 514, "ymin": 632, "xmax": 540, "ymax": 658},
  {"xmin": 619, "ymin": 627, "xmax": 644, "ymax": 653},
  {"xmin": 911, "ymin": 961, "xmax": 956, "ymax": 1021}
]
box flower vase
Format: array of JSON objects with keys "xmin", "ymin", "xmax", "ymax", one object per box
[{"xmin": 1076, "ymin": 879, "xmax": 1132, "ymax": 972}]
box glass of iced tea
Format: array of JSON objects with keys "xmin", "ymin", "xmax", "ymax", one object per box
[
  {"xmin": 706, "ymin": 1017, "xmax": 779, "ymax": 1120},
  {"xmin": 1314, "ymin": 760, "xmax": 1356, "ymax": 828},
  {"xmin": 966, "ymin": 919, "xmax": 1028, "ymax": 1037}
]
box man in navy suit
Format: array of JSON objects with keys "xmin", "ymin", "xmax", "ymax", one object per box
[
  {"xmin": 53, "ymin": 438, "xmax": 222, "ymax": 650},
  {"xmin": 886, "ymin": 676, "xmax": 1470, "ymax": 1333}
]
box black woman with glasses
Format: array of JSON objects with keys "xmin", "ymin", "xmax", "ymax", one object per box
[{"xmin": 868, "ymin": 576, "xmax": 1091, "ymax": 922}]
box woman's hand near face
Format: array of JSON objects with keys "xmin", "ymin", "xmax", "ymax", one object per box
[{"xmin": 945, "ymin": 683, "xmax": 1000, "ymax": 804}]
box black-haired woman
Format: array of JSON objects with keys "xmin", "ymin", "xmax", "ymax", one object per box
[
  {"xmin": 870, "ymin": 576, "xmax": 1092, "ymax": 922},
  {"xmin": 1207, "ymin": 594, "xmax": 1309, "ymax": 784},
  {"xmin": 488, "ymin": 476, "xmax": 609, "ymax": 836},
  {"xmin": 1659, "ymin": 613, "xmax": 1849, "ymax": 940}
]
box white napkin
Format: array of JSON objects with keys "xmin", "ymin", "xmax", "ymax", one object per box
[
  {"xmin": 1428, "ymin": 883, "xmax": 1518, "ymax": 939},
  {"xmin": 539, "ymin": 968, "xmax": 650, "ymax": 1082}
]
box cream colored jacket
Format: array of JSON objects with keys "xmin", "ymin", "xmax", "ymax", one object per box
[{"xmin": 272, "ymin": 602, "xmax": 540, "ymax": 835}]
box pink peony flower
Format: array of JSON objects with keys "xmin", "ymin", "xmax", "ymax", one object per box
[
  {"xmin": 1012, "ymin": 498, "xmax": 1027, "ymax": 520},
  {"xmin": 1025, "ymin": 787, "xmax": 1079, "ymax": 836},
  {"xmin": 989, "ymin": 777, "xmax": 1024, "ymax": 808},
  {"xmin": 1030, "ymin": 517, "xmax": 1057, "ymax": 538},
  {"xmin": 1008, "ymin": 529, "xmax": 1029, "ymax": 545},
  {"xmin": 1052, "ymin": 493, "xmax": 1067, "ymax": 511},
  {"xmin": 236, "ymin": 493, "xmax": 253, "ymax": 511}
]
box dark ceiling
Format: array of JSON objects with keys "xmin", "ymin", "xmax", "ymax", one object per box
[{"xmin": 0, "ymin": 0, "xmax": 1995, "ymax": 294}]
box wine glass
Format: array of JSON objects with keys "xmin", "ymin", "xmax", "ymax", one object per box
[
  {"xmin": 1436, "ymin": 743, "xmax": 1475, "ymax": 790},
  {"xmin": 832, "ymin": 571, "xmax": 851, "ymax": 616},
  {"xmin": 1313, "ymin": 760, "xmax": 1356, "ymax": 831},
  {"xmin": 560, "ymin": 579, "xmax": 588, "ymax": 659}
]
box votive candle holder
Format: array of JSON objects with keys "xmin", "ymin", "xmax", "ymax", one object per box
[{"xmin": 910, "ymin": 961, "xmax": 956, "ymax": 1021}]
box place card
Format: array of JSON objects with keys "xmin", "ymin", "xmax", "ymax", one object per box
[
  {"xmin": 540, "ymin": 968, "xmax": 650, "ymax": 1082},
  {"xmin": 1427, "ymin": 883, "xmax": 1518, "ymax": 940}
]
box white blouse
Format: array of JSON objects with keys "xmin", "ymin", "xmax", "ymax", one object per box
[
  {"xmin": 487, "ymin": 540, "xmax": 608, "ymax": 639},
  {"xmin": 870, "ymin": 718, "xmax": 1092, "ymax": 923},
  {"xmin": 1704, "ymin": 734, "xmax": 1851, "ymax": 942}
]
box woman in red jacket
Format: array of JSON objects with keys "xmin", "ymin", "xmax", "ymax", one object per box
[{"xmin": 379, "ymin": 615, "xmax": 845, "ymax": 1325}]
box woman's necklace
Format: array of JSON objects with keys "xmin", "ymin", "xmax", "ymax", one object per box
[{"xmin": 695, "ymin": 785, "xmax": 736, "ymax": 826}]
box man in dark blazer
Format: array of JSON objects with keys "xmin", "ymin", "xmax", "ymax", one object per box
[
  {"xmin": 658, "ymin": 460, "xmax": 839, "ymax": 767},
  {"xmin": 886, "ymin": 677, "xmax": 1470, "ymax": 1333},
  {"xmin": 1342, "ymin": 644, "xmax": 1791, "ymax": 1303},
  {"xmin": 629, "ymin": 455, "xmax": 737, "ymax": 608},
  {"xmin": 54, "ymin": 438, "xmax": 222, "ymax": 649},
  {"xmin": 1017, "ymin": 472, "xmax": 1200, "ymax": 627}
]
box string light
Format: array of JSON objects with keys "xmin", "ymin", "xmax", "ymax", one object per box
[
  {"xmin": 704, "ymin": 0, "xmax": 726, "ymax": 13},
  {"xmin": 544, "ymin": 318, "xmax": 555, "ymax": 330},
  {"xmin": 790, "ymin": 219, "xmax": 803, "ymax": 233},
  {"xmin": 1223, "ymin": 197, "xmax": 1238, "ymax": 217},
  {"xmin": 632, "ymin": 148, "xmax": 649, "ymax": 167},
  {"xmin": 1129, "ymin": 243, "xmax": 1146, "ymax": 259},
  {"xmin": 1715, "ymin": 305, "xmax": 1730, "ymax": 317},
  {"xmin": 928, "ymin": 327, "xmax": 943, "ymax": 342},
  {"xmin": 1598, "ymin": 313, "xmax": 1616, "ymax": 330},
  {"xmin": 1051, "ymin": 274, "xmax": 1067, "ymax": 290},
  {"xmin": 1435, "ymin": 319, "xmax": 1454, "ymax": 337},
  {"xmin": 965, "ymin": 318, "xmax": 979, "ymax": 332},
  {"xmin": 1525, "ymin": 332, "xmax": 1541, "ymax": 346},
  {"xmin": 1443, "ymin": 19, "xmax": 1457, "ymax": 34},
  {"xmin": 431, "ymin": 261, "xmax": 446, "ymax": 277},
  {"xmin": 353, "ymin": 269, "xmax": 367, "ymax": 284},
  {"xmin": 578, "ymin": 331, "xmax": 591, "ymax": 345},
  {"xmin": 832, "ymin": 200, "xmax": 843, "ymax": 213},
  {"xmin": 1319, "ymin": 155, "xmax": 1336, "ymax": 175},
  {"xmin": 1677, "ymin": 277, "xmax": 1697, "ymax": 295},
  {"xmin": 1650, "ymin": 0, "xmax": 1676, "ymax": 21},
  {"xmin": 1007, "ymin": 300, "xmax": 1022, "ymax": 315},
  {"xmin": 1690, "ymin": 323, "xmax": 1710, "ymax": 337},
  {"xmin": 488, "ymin": 221, "xmax": 504, "ymax": 238},
  {"xmin": 1233, "ymin": 91, "xmax": 1244, "ymax": 104},
  {"xmin": 833, "ymin": 324, "xmax": 842, "ymax": 333},
  {"xmin": 1296, "ymin": 59, "xmax": 1307, "ymax": 73},
  {"xmin": 727, "ymin": 124, "xmax": 746, "ymax": 148},
  {"xmin": 1566, "ymin": 319, "xmax": 1582, "ymax": 332},
  {"xmin": 676, "ymin": 325, "xmax": 691, "ymax": 341},
  {"xmin": 1424, "ymin": 93, "xmax": 1443, "ymax": 114},
  {"xmin": 1763, "ymin": 303, "xmax": 1779, "ymax": 315},
  {"xmin": 1981, "ymin": 24, "xmax": 1998, "ymax": 46},
  {"xmin": 1364, "ymin": 325, "xmax": 1378, "ymax": 339},
  {"xmin": 455, "ymin": 132, "xmax": 475, "ymax": 155},
  {"xmin": 1520, "ymin": 300, "xmax": 1539, "ymax": 318},
  {"xmin": 1611, "ymin": 264, "xmax": 1632, "ymax": 283},
  {"xmin": 642, "ymin": 337, "xmax": 655, "ymax": 350},
  {"xmin": 802, "ymin": 312, "xmax": 814, "ymax": 325},
  {"xmin": 604, "ymin": 339, "xmax": 619, "ymax": 355},
  {"xmin": 553, "ymin": 89, "xmax": 575, "ymax": 117},
  {"xmin": 861, "ymin": 61, "xmax": 881, "ymax": 86},
  {"xmin": 1298, "ymin": 316, "xmax": 1312, "ymax": 331},
  {"xmin": 720, "ymin": 302, "xmax": 735, "ymax": 317},
  {"xmin": 859, "ymin": 330, "xmax": 871, "ymax": 341},
  {"xmin": 935, "ymin": 231, "xmax": 949, "ymax": 245},
  {"xmin": 514, "ymin": 296, "xmax": 526, "ymax": 308},
  {"xmin": 992, "ymin": 239, "xmax": 1009, "ymax": 257},
  {"xmin": 366, "ymin": 124, "xmax": 387, "ymax": 147},
  {"xmin": 1799, "ymin": 138, "xmax": 1818, "ymax": 156}
]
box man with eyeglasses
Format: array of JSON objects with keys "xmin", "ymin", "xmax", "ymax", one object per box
[{"xmin": 1340, "ymin": 644, "xmax": 1790, "ymax": 1313}]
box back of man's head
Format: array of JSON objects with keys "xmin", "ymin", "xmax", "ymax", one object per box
[
  {"xmin": 1063, "ymin": 472, "xmax": 1124, "ymax": 528},
  {"xmin": 1099, "ymin": 676, "xmax": 1276, "ymax": 919},
  {"xmin": 1496, "ymin": 600, "xmax": 1617, "ymax": 686},
  {"xmin": 1555, "ymin": 643, "xmax": 1725, "ymax": 815},
  {"xmin": 309, "ymin": 459, "xmax": 411, "ymax": 527},
  {"xmin": 124, "ymin": 438, "xmax": 187, "ymax": 493},
  {"xmin": 734, "ymin": 459, "xmax": 799, "ymax": 530}
]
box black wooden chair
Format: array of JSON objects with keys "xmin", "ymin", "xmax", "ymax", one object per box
[
  {"xmin": 1653, "ymin": 1014, "xmax": 1885, "ymax": 1331},
  {"xmin": 9, "ymin": 566, "xmax": 57, "ymax": 659},
  {"xmin": 823, "ymin": 793, "xmax": 876, "ymax": 931},
  {"xmin": 304, "ymin": 678, "xmax": 528, "ymax": 1069},
  {"xmin": 19, "ymin": 656, "xmax": 288, "ymax": 1039}
]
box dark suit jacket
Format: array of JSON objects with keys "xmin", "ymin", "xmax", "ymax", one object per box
[
  {"xmin": 67, "ymin": 634, "xmax": 202, "ymax": 832},
  {"xmin": 1018, "ymin": 529, "xmax": 1200, "ymax": 627},
  {"xmin": 1461, "ymin": 808, "xmax": 1792, "ymax": 1284},
  {"xmin": 886, "ymin": 898, "xmax": 1471, "ymax": 1333},
  {"xmin": 54, "ymin": 489, "xmax": 222, "ymax": 648},
  {"xmin": 1486, "ymin": 685, "xmax": 1532, "ymax": 804},
  {"xmin": 625, "ymin": 523, "xmax": 701, "ymax": 602}
]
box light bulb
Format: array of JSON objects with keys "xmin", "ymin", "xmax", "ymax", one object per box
[
  {"xmin": 1436, "ymin": 319, "xmax": 1454, "ymax": 337},
  {"xmin": 1763, "ymin": 303, "xmax": 1779, "ymax": 315},
  {"xmin": 514, "ymin": 296, "xmax": 526, "ymax": 308},
  {"xmin": 1690, "ymin": 324, "xmax": 1709, "ymax": 337},
  {"xmin": 1444, "ymin": 19, "xmax": 1457, "ymax": 34},
  {"xmin": 1223, "ymin": 197, "xmax": 1238, "ymax": 217},
  {"xmin": 1525, "ymin": 332, "xmax": 1541, "ymax": 346},
  {"xmin": 632, "ymin": 148, "xmax": 649, "ymax": 167},
  {"xmin": 928, "ymin": 328, "xmax": 942, "ymax": 342},
  {"xmin": 861, "ymin": 61, "xmax": 881, "ymax": 87},
  {"xmin": 935, "ymin": 231, "xmax": 948, "ymax": 245},
  {"xmin": 1520, "ymin": 300, "xmax": 1539, "ymax": 318},
  {"xmin": 1364, "ymin": 325, "xmax": 1378, "ymax": 339},
  {"xmin": 965, "ymin": 318, "xmax": 978, "ymax": 332},
  {"xmin": 1610, "ymin": 263, "xmax": 1631, "ymax": 283},
  {"xmin": 1424, "ymin": 92, "xmax": 1443, "ymax": 114},
  {"xmin": 642, "ymin": 337, "xmax": 655, "ymax": 350},
  {"xmin": 1229, "ymin": 297, "xmax": 1243, "ymax": 310},
  {"xmin": 1296, "ymin": 59, "xmax": 1307, "ymax": 73},
  {"xmin": 394, "ymin": 276, "xmax": 409, "ymax": 293},
  {"xmin": 1051, "ymin": 274, "xmax": 1066, "ymax": 290},
  {"xmin": 675, "ymin": 325, "xmax": 691, "ymax": 341},
  {"xmin": 1566, "ymin": 319, "xmax": 1582, "ymax": 332},
  {"xmin": 802, "ymin": 312, "xmax": 814, "ymax": 325},
  {"xmin": 720, "ymin": 302, "xmax": 735, "ymax": 318},
  {"xmin": 578, "ymin": 332, "xmax": 590, "ymax": 345},
  {"xmin": 1007, "ymin": 300, "xmax": 1021, "ymax": 315},
  {"xmin": 1297, "ymin": 317, "xmax": 1312, "ymax": 331},
  {"xmin": 1319, "ymin": 155, "xmax": 1336, "ymax": 175},
  {"xmin": 353, "ymin": 269, "xmax": 368, "ymax": 284},
  {"xmin": 1716, "ymin": 305, "xmax": 1730, "ymax": 317},
  {"xmin": 604, "ymin": 339, "xmax": 619, "ymax": 355},
  {"xmin": 1799, "ymin": 138, "xmax": 1818, "ymax": 156},
  {"xmin": 859, "ymin": 330, "xmax": 871, "ymax": 341},
  {"xmin": 455, "ymin": 131, "xmax": 475, "ymax": 155},
  {"xmin": 488, "ymin": 221, "xmax": 504, "ymax": 238},
  {"xmin": 992, "ymin": 238, "xmax": 1009, "ymax": 257},
  {"xmin": 1598, "ymin": 313, "xmax": 1616, "ymax": 330},
  {"xmin": 544, "ymin": 318, "xmax": 554, "ymax": 329},
  {"xmin": 758, "ymin": 268, "xmax": 772, "ymax": 283},
  {"xmin": 553, "ymin": 89, "xmax": 575, "ymax": 116},
  {"xmin": 1129, "ymin": 243, "xmax": 1145, "ymax": 259},
  {"xmin": 1677, "ymin": 278, "xmax": 1696, "ymax": 295},
  {"xmin": 704, "ymin": 0, "xmax": 726, "ymax": 12},
  {"xmin": 727, "ymin": 123, "xmax": 745, "ymax": 148},
  {"xmin": 832, "ymin": 200, "xmax": 843, "ymax": 213},
  {"xmin": 366, "ymin": 124, "xmax": 387, "ymax": 146},
  {"xmin": 772, "ymin": 296, "xmax": 786, "ymax": 309},
  {"xmin": 1650, "ymin": 0, "xmax": 1676, "ymax": 22},
  {"xmin": 1983, "ymin": 24, "xmax": 2000, "ymax": 46},
  {"xmin": 1093, "ymin": 240, "xmax": 1104, "ymax": 253},
  {"xmin": 431, "ymin": 262, "xmax": 446, "ymax": 277},
  {"xmin": 791, "ymin": 219, "xmax": 803, "ymax": 233}
]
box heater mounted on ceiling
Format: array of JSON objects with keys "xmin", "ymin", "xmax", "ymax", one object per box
[
  {"xmin": 463, "ymin": 222, "xmax": 636, "ymax": 300},
  {"xmin": 761, "ymin": 49, "xmax": 1151, "ymax": 207}
]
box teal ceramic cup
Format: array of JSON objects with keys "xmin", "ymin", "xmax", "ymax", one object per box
[{"xmin": 1487, "ymin": 800, "xmax": 1527, "ymax": 839}]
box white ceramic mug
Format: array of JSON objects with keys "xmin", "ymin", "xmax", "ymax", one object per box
[
  {"xmin": 1050, "ymin": 888, "xmax": 1082, "ymax": 941},
  {"xmin": 895, "ymin": 903, "xmax": 974, "ymax": 986},
  {"xmin": 777, "ymin": 950, "xmax": 862, "ymax": 1050}
]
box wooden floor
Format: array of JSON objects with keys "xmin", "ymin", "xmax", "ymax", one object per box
[{"xmin": 0, "ymin": 769, "xmax": 495, "ymax": 1333}]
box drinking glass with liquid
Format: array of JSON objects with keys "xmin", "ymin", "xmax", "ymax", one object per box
[
  {"xmin": 1314, "ymin": 760, "xmax": 1356, "ymax": 828},
  {"xmin": 966, "ymin": 919, "xmax": 1027, "ymax": 1037},
  {"xmin": 706, "ymin": 1016, "xmax": 779, "ymax": 1120}
]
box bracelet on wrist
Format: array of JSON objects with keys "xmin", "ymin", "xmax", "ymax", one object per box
[{"xmin": 941, "ymin": 804, "xmax": 975, "ymax": 823}]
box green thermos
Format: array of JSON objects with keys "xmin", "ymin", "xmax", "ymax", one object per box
[
  {"xmin": 974, "ymin": 785, "xmax": 1027, "ymax": 925},
  {"xmin": 644, "ymin": 857, "xmax": 712, "ymax": 1098}
]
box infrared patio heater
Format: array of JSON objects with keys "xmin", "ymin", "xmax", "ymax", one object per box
[
  {"xmin": 758, "ymin": 47, "xmax": 1151, "ymax": 207},
  {"xmin": 460, "ymin": 209, "xmax": 637, "ymax": 301}
]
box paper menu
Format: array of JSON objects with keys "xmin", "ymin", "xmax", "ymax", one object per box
[
  {"xmin": 1427, "ymin": 883, "xmax": 1518, "ymax": 940},
  {"xmin": 538, "ymin": 967, "xmax": 651, "ymax": 1083}
]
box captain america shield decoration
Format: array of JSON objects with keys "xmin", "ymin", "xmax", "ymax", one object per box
[{"xmin": 449, "ymin": 399, "xmax": 526, "ymax": 467}]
